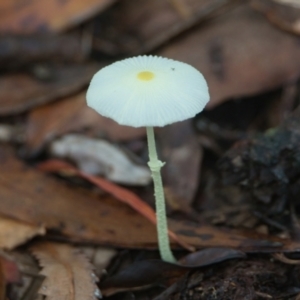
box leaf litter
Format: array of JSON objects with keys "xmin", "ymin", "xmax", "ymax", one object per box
[
  {"xmin": 2, "ymin": 0, "xmax": 300, "ymax": 299},
  {"xmin": 37, "ymin": 158, "xmax": 194, "ymax": 252},
  {"xmin": 31, "ymin": 242, "xmax": 101, "ymax": 300}
]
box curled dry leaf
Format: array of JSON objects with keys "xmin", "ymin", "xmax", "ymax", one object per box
[
  {"xmin": 31, "ymin": 242, "xmax": 100, "ymax": 300},
  {"xmin": 50, "ymin": 134, "xmax": 151, "ymax": 186},
  {"xmin": 25, "ymin": 92, "xmax": 146, "ymax": 157},
  {"xmin": 0, "ymin": 0, "xmax": 116, "ymax": 34},
  {"xmin": 0, "ymin": 215, "xmax": 45, "ymax": 250}
]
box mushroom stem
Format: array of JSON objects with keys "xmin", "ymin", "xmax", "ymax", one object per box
[{"xmin": 146, "ymin": 126, "xmax": 176, "ymax": 263}]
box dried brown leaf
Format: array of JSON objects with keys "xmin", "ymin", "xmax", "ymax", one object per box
[
  {"xmin": 0, "ymin": 145, "xmax": 158, "ymax": 248},
  {"xmin": 158, "ymin": 3, "xmax": 300, "ymax": 109},
  {"xmin": 0, "ymin": 215, "xmax": 45, "ymax": 250},
  {"xmin": 38, "ymin": 159, "xmax": 194, "ymax": 252},
  {"xmin": 0, "ymin": 64, "xmax": 101, "ymax": 116},
  {"xmin": 0, "ymin": 0, "xmax": 116, "ymax": 34},
  {"xmin": 31, "ymin": 242, "xmax": 100, "ymax": 300}
]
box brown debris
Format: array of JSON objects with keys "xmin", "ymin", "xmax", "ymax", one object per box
[
  {"xmin": 157, "ymin": 258, "xmax": 300, "ymax": 299},
  {"xmin": 219, "ymin": 106, "xmax": 300, "ymax": 229}
]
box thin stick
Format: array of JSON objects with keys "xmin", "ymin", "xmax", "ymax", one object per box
[{"xmin": 146, "ymin": 126, "xmax": 176, "ymax": 263}]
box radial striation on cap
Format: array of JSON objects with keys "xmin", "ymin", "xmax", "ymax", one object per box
[{"xmin": 86, "ymin": 55, "xmax": 210, "ymax": 128}]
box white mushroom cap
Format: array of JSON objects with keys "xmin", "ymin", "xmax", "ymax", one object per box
[{"xmin": 86, "ymin": 55, "xmax": 209, "ymax": 128}]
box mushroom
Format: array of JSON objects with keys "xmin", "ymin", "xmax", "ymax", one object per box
[{"xmin": 86, "ymin": 55, "xmax": 209, "ymax": 262}]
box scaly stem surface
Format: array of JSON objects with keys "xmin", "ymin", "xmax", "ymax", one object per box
[{"xmin": 146, "ymin": 126, "xmax": 176, "ymax": 263}]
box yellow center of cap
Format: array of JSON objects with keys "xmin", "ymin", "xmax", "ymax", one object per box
[{"xmin": 137, "ymin": 71, "xmax": 155, "ymax": 81}]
